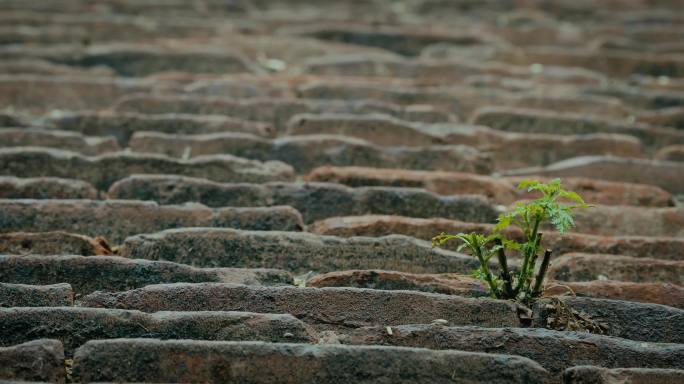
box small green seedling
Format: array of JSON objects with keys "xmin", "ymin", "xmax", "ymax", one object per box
[{"xmin": 433, "ymin": 178, "xmax": 589, "ymax": 302}]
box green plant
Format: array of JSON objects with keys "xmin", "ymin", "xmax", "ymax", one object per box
[{"xmin": 432, "ymin": 178, "xmax": 588, "ymax": 302}]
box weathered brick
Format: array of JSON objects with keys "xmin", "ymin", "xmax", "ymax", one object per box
[
  {"xmin": 0, "ymin": 254, "xmax": 291, "ymax": 294},
  {"xmin": 0, "ymin": 74, "xmax": 150, "ymax": 112},
  {"xmin": 533, "ymin": 297, "xmax": 684, "ymax": 343},
  {"xmin": 72, "ymin": 339, "xmax": 549, "ymax": 383},
  {"xmin": 0, "ymin": 231, "xmax": 112, "ymax": 255},
  {"xmin": 548, "ymin": 253, "xmax": 684, "ymax": 284},
  {"xmin": 655, "ymin": 145, "xmax": 684, "ymax": 162},
  {"xmin": 505, "ymin": 156, "xmax": 684, "ymax": 194},
  {"xmin": 0, "ymin": 307, "xmax": 312, "ymax": 356},
  {"xmin": 0, "ymin": 176, "xmax": 98, "ymax": 199},
  {"xmin": 0, "ymin": 340, "xmax": 65, "ymax": 384},
  {"xmin": 0, "ymin": 200, "xmax": 303, "ymax": 243},
  {"xmin": 120, "ymin": 225, "xmax": 494, "ymax": 273},
  {"xmin": 505, "ymin": 176, "xmax": 674, "ymax": 207},
  {"xmin": 563, "ymin": 366, "xmax": 684, "ymax": 384},
  {"xmin": 108, "ymin": 176, "xmax": 499, "ymax": 223},
  {"xmin": 82, "ymin": 283, "xmax": 520, "ymax": 328},
  {"xmin": 0, "ymin": 147, "xmax": 294, "ymax": 190},
  {"xmin": 309, "ymin": 215, "xmax": 684, "ymax": 260},
  {"xmin": 348, "ymin": 325, "xmax": 684, "ymax": 377},
  {"xmin": 471, "ymin": 106, "xmax": 684, "ymax": 148},
  {"xmin": 0, "ymin": 128, "xmax": 119, "ymax": 155},
  {"xmin": 546, "ymin": 281, "xmax": 684, "ymax": 309},
  {"xmin": 0, "ymin": 282, "xmax": 72, "ymax": 307},
  {"xmin": 129, "ymin": 132, "xmax": 492, "ymax": 173},
  {"xmin": 45, "ymin": 111, "xmax": 275, "ymax": 145}
]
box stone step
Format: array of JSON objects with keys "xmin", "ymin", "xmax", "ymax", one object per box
[
  {"xmin": 82, "ymin": 283, "xmax": 521, "ymax": 329},
  {"xmin": 533, "ymin": 297, "xmax": 684, "ymax": 343},
  {"xmin": 0, "ymin": 199, "xmax": 303, "ymax": 243},
  {"xmin": 0, "ymin": 176, "xmax": 97, "ymax": 199},
  {"xmin": 504, "ymin": 156, "xmax": 684, "ymax": 194},
  {"xmin": 0, "ymin": 282, "xmax": 72, "ymax": 307},
  {"xmin": 44, "ymin": 111, "xmax": 276, "ymax": 146},
  {"xmin": 0, "ymin": 147, "xmax": 294, "ymax": 190},
  {"xmin": 347, "ymin": 325, "xmax": 684, "ymax": 378},
  {"xmin": 128, "ymin": 131, "xmax": 492, "ymax": 173},
  {"xmin": 639, "ymin": 106, "xmax": 684, "ymax": 129},
  {"xmin": 309, "ymin": 215, "xmax": 684, "ymax": 260},
  {"xmin": 563, "ymin": 366, "xmax": 684, "ymax": 384},
  {"xmin": 119, "ymin": 228, "xmax": 486, "ymax": 273},
  {"xmin": 0, "ymin": 307, "xmax": 312, "ymax": 356},
  {"xmin": 305, "ymin": 167, "xmax": 674, "ymax": 206},
  {"xmin": 548, "ymin": 253, "xmax": 684, "ymax": 284},
  {"xmin": 0, "ymin": 340, "xmax": 64, "ymax": 384},
  {"xmin": 0, "ymin": 232, "xmax": 112, "ymax": 255},
  {"xmin": 71, "ymin": 339, "xmax": 550, "ymax": 383},
  {"xmin": 108, "ymin": 176, "xmax": 498, "ymax": 224},
  {"xmin": 0, "ymin": 254, "xmax": 291, "ymax": 294},
  {"xmin": 470, "ymin": 106, "xmax": 684, "ymax": 149},
  {"xmin": 0, "ymin": 128, "xmax": 119, "ymax": 155},
  {"xmin": 0, "ymin": 74, "xmax": 151, "ymax": 113}
]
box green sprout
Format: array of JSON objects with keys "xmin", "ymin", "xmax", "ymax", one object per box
[{"xmin": 433, "ymin": 178, "xmax": 589, "ymax": 302}]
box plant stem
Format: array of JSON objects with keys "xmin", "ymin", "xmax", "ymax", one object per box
[
  {"xmin": 474, "ymin": 245, "xmax": 499, "ymax": 298},
  {"xmin": 494, "ymin": 238, "xmax": 514, "ymax": 298},
  {"xmin": 513, "ymin": 216, "xmax": 542, "ymax": 296},
  {"xmin": 532, "ymin": 249, "xmax": 553, "ymax": 297}
]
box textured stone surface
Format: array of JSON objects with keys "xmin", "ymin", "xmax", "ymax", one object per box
[
  {"xmin": 506, "ymin": 156, "xmax": 684, "ymax": 194},
  {"xmin": 304, "ymin": 166, "xmax": 518, "ymax": 203},
  {"xmin": 505, "ymin": 176, "xmax": 674, "ymax": 207},
  {"xmin": 655, "ymin": 145, "xmax": 684, "ymax": 162},
  {"xmin": 548, "ymin": 253, "xmax": 684, "ymax": 284},
  {"xmin": 570, "ymin": 205, "xmax": 684, "ymax": 237},
  {"xmin": 46, "ymin": 111, "xmax": 275, "ymax": 145},
  {"xmin": 0, "ymin": 147, "xmax": 294, "ymax": 190},
  {"xmin": 82, "ymin": 283, "xmax": 521, "ymax": 329},
  {"xmin": 563, "ymin": 366, "xmax": 684, "ymax": 384},
  {"xmin": 0, "ymin": 74, "xmax": 150, "ymax": 112},
  {"xmin": 0, "ymin": 254, "xmax": 291, "ymax": 294},
  {"xmin": 471, "ymin": 106, "xmax": 684, "ymax": 148},
  {"xmin": 533, "ymin": 297, "xmax": 684, "ymax": 343},
  {"xmin": 0, "ymin": 282, "xmax": 73, "ymax": 307},
  {"xmin": 0, "ymin": 176, "xmax": 98, "ymax": 199},
  {"xmin": 347, "ymin": 325, "xmax": 684, "ymax": 377},
  {"xmin": 0, "ymin": 340, "xmax": 65, "ymax": 384},
  {"xmin": 0, "ymin": 307, "xmax": 312, "ymax": 356},
  {"xmin": 72, "ymin": 339, "xmax": 550, "ymax": 383},
  {"xmin": 0, "ymin": 199, "xmax": 303, "ymax": 243},
  {"xmin": 309, "ymin": 215, "xmax": 684, "ymax": 260},
  {"xmin": 0, "ymin": 128, "xmax": 119, "ymax": 155},
  {"xmin": 307, "ymin": 270, "xmax": 488, "ymax": 297},
  {"xmin": 129, "ymin": 131, "xmax": 493, "ymax": 173},
  {"xmin": 546, "ymin": 281, "xmax": 684, "ymax": 309},
  {"xmin": 120, "ymin": 228, "xmax": 485, "ymax": 273},
  {"xmin": 0, "ymin": 231, "xmax": 112, "ymax": 255},
  {"xmin": 108, "ymin": 176, "xmax": 499, "ymax": 224}
]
